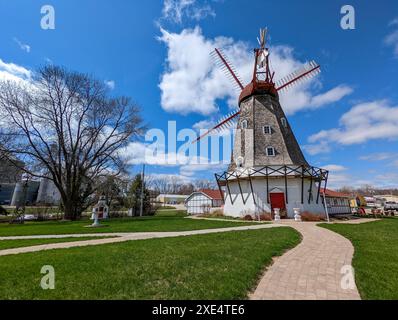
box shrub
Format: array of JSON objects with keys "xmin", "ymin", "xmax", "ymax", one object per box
[
  {"xmin": 0, "ymin": 205, "xmax": 7, "ymax": 215},
  {"xmin": 258, "ymin": 212, "xmax": 272, "ymax": 221},
  {"xmin": 243, "ymin": 214, "xmax": 253, "ymax": 221},
  {"xmin": 198, "ymin": 210, "xmax": 224, "ymax": 218},
  {"xmin": 300, "ymin": 211, "xmax": 326, "ymax": 222},
  {"xmin": 279, "ymin": 209, "xmax": 287, "ymax": 218}
]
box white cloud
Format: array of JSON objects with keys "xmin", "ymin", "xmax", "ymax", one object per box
[
  {"xmin": 121, "ymin": 139, "xmax": 228, "ymax": 179},
  {"xmin": 192, "ymin": 119, "xmax": 215, "ymax": 131},
  {"xmin": 359, "ymin": 153, "xmax": 397, "ymax": 161},
  {"xmin": 161, "ymin": 0, "xmax": 215, "ymax": 24},
  {"xmin": 326, "ymin": 173, "xmax": 352, "ymax": 188},
  {"xmin": 302, "ymin": 141, "xmax": 331, "ymax": 156},
  {"xmin": 322, "ymin": 164, "xmax": 347, "ymax": 172},
  {"xmin": 373, "ymin": 173, "xmax": 398, "ymax": 188},
  {"xmin": 13, "ymin": 38, "xmax": 31, "ymax": 53},
  {"xmin": 385, "ymin": 18, "xmax": 398, "ymax": 57},
  {"xmin": 306, "ymin": 100, "xmax": 398, "ymax": 154},
  {"xmin": 309, "ymin": 85, "xmax": 353, "ymax": 108},
  {"xmin": 390, "ymin": 18, "xmax": 398, "ymax": 26},
  {"xmin": 121, "ymin": 141, "xmax": 225, "ymax": 168},
  {"xmin": 104, "ymin": 80, "xmax": 115, "ymax": 90},
  {"xmin": 0, "ymin": 58, "xmax": 31, "ymax": 83},
  {"xmin": 158, "ymin": 27, "xmax": 352, "ymax": 116},
  {"xmin": 180, "ymin": 161, "xmax": 226, "ymax": 177}
]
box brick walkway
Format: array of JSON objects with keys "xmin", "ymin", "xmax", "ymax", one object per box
[
  {"xmin": 250, "ymin": 221, "xmax": 362, "ymax": 300},
  {"xmin": 0, "ymin": 223, "xmax": 282, "ymax": 256}
]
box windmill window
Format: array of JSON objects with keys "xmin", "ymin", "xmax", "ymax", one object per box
[
  {"xmin": 236, "ymin": 156, "xmax": 244, "ymax": 168},
  {"xmin": 266, "ymin": 147, "xmax": 276, "ymax": 156},
  {"xmin": 241, "ymin": 120, "xmax": 248, "ymax": 129},
  {"xmin": 263, "ymin": 125, "xmax": 272, "ymax": 134},
  {"xmin": 281, "ymin": 117, "xmax": 287, "ymax": 128}
]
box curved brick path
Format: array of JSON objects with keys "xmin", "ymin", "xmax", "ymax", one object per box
[{"xmin": 250, "ymin": 221, "xmax": 362, "ymax": 300}]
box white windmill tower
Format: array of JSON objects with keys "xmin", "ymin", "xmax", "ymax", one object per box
[{"xmin": 194, "ymin": 29, "xmax": 329, "ymax": 218}]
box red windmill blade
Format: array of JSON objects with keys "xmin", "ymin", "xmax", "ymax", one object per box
[
  {"xmin": 275, "ymin": 61, "xmax": 321, "ymax": 92},
  {"xmin": 210, "ymin": 48, "xmax": 244, "ymax": 91},
  {"xmin": 192, "ymin": 110, "xmax": 240, "ymax": 144}
]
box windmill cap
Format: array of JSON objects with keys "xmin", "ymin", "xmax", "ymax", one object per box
[{"xmin": 239, "ymin": 80, "xmax": 278, "ymax": 104}]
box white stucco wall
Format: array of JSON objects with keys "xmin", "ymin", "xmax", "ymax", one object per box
[{"xmin": 223, "ymin": 177, "xmax": 326, "ymax": 218}]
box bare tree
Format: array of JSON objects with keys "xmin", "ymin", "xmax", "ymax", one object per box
[
  {"xmin": 194, "ymin": 179, "xmax": 216, "ymax": 191},
  {"xmin": 0, "ymin": 65, "xmax": 143, "ymax": 220},
  {"xmin": 146, "ymin": 175, "xmax": 216, "ymax": 195}
]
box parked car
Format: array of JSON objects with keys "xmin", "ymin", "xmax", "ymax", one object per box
[
  {"xmin": 15, "ymin": 214, "xmax": 36, "ymax": 221},
  {"xmin": 384, "ymin": 201, "xmax": 398, "ymax": 211}
]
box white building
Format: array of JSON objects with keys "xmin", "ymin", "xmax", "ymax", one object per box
[
  {"xmin": 185, "ymin": 189, "xmax": 224, "ymax": 215},
  {"xmin": 155, "ymin": 194, "xmax": 188, "ymax": 205},
  {"xmin": 322, "ymin": 189, "xmax": 352, "ymax": 216}
]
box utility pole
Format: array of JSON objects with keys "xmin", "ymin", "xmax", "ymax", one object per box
[{"xmin": 139, "ymin": 164, "xmax": 145, "ymax": 217}]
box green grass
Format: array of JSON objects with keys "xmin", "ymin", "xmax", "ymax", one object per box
[
  {"xmin": 320, "ymin": 219, "xmax": 398, "ymax": 300},
  {"xmin": 154, "ymin": 209, "xmax": 187, "ymax": 217},
  {"xmin": 0, "ymin": 237, "xmax": 113, "ymax": 250},
  {"xmin": 0, "ymin": 210, "xmax": 260, "ymax": 236},
  {"xmin": 1, "ymin": 206, "xmax": 62, "ymax": 215},
  {"xmin": 0, "ymin": 227, "xmax": 300, "ymax": 299},
  {"xmin": 157, "ymin": 206, "xmax": 177, "ymax": 210}
]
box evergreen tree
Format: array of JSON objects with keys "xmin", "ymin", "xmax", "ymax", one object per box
[{"xmin": 127, "ymin": 174, "xmax": 152, "ymax": 216}]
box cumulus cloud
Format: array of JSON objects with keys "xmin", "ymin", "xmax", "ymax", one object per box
[
  {"xmin": 305, "ymin": 100, "xmax": 398, "ymax": 154},
  {"xmin": 385, "ymin": 17, "xmax": 398, "ymax": 57},
  {"xmin": 13, "ymin": 38, "xmax": 31, "ymax": 53},
  {"xmin": 0, "ymin": 58, "xmax": 31, "ymax": 83},
  {"xmin": 161, "ymin": 0, "xmax": 215, "ymax": 24},
  {"xmin": 158, "ymin": 27, "xmax": 352, "ymax": 116},
  {"xmin": 121, "ymin": 140, "xmax": 225, "ymax": 168}
]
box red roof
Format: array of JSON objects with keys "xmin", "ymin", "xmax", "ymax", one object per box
[
  {"xmin": 200, "ymin": 189, "xmax": 224, "ymax": 200},
  {"xmin": 322, "ymin": 188, "xmax": 350, "ymax": 198}
]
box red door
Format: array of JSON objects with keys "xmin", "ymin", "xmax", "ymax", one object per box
[{"xmin": 270, "ymin": 193, "xmax": 286, "ymax": 211}]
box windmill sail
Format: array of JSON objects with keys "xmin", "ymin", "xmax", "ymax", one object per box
[{"xmin": 275, "ymin": 61, "xmax": 321, "ymax": 92}]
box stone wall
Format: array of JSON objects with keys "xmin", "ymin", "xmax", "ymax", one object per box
[{"xmin": 230, "ymin": 94, "xmax": 309, "ymax": 169}]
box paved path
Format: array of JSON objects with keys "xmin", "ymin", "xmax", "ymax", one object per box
[
  {"xmin": 0, "ymin": 223, "xmax": 282, "ymax": 256},
  {"xmin": 186, "ymin": 216, "xmax": 264, "ymax": 223},
  {"xmin": 250, "ymin": 220, "xmax": 363, "ymax": 300}
]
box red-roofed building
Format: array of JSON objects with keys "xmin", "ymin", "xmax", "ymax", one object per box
[
  {"xmin": 185, "ymin": 189, "xmax": 224, "ymax": 215},
  {"xmin": 322, "ymin": 188, "xmax": 352, "ymax": 216}
]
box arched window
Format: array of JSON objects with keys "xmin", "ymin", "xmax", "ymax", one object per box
[
  {"xmin": 241, "ymin": 119, "xmax": 248, "ymax": 129},
  {"xmin": 263, "ymin": 125, "xmax": 272, "ymax": 134},
  {"xmin": 266, "ymin": 146, "xmax": 275, "ymax": 156},
  {"xmin": 281, "ymin": 117, "xmax": 287, "ymax": 128}
]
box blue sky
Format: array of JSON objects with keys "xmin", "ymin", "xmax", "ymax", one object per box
[{"xmin": 0, "ymin": 0, "xmax": 397, "ymax": 188}]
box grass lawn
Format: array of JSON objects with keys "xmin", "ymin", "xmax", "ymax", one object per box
[
  {"xmin": 0, "ymin": 227, "xmax": 300, "ymax": 299},
  {"xmin": 0, "ymin": 210, "xmax": 260, "ymax": 237},
  {"xmin": 320, "ymin": 218, "xmax": 398, "ymax": 300},
  {"xmin": 0, "ymin": 237, "xmax": 114, "ymax": 250}
]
